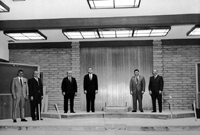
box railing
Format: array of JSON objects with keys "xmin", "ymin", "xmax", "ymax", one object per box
[
  {"xmin": 193, "ymin": 100, "xmax": 197, "ymax": 121},
  {"xmin": 54, "ymin": 104, "xmax": 61, "ymax": 119},
  {"xmin": 164, "ymin": 94, "xmax": 197, "ymax": 120}
]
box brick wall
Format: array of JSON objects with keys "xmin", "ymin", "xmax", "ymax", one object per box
[
  {"xmin": 71, "ymin": 42, "xmax": 81, "ymax": 110},
  {"xmin": 153, "ymin": 40, "xmax": 200, "ymax": 110},
  {"xmin": 9, "ymin": 43, "xmax": 81, "ymax": 112},
  {"xmin": 153, "ymin": 40, "xmax": 163, "ymax": 75},
  {"xmin": 162, "ymin": 45, "xmax": 200, "ymax": 110}
]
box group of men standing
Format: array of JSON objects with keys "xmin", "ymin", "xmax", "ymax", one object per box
[
  {"xmin": 62, "ymin": 67, "xmax": 164, "ymax": 114},
  {"xmin": 11, "ymin": 67, "xmax": 163, "ymax": 122},
  {"xmin": 61, "ymin": 67, "xmax": 98, "ymax": 113},
  {"xmin": 130, "ymin": 69, "xmax": 164, "ymax": 113},
  {"xmin": 11, "ymin": 70, "xmax": 43, "ymax": 123}
]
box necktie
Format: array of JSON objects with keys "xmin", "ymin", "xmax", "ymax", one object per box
[
  {"xmin": 36, "ymin": 78, "xmax": 39, "ymax": 85},
  {"xmin": 136, "ymin": 76, "xmax": 138, "ymax": 84},
  {"xmin": 20, "ymin": 78, "xmax": 23, "ymax": 86},
  {"xmin": 89, "ymin": 74, "xmax": 92, "ymax": 80},
  {"xmin": 68, "ymin": 77, "xmax": 72, "ymax": 82}
]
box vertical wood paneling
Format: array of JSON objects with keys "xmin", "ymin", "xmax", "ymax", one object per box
[
  {"xmin": 0, "ymin": 95, "xmax": 30, "ymax": 119},
  {"xmin": 0, "ymin": 95, "xmax": 12, "ymax": 119},
  {"xmin": 80, "ymin": 46, "xmax": 153, "ymax": 111}
]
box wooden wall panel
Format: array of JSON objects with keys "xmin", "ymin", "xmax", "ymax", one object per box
[
  {"xmin": 0, "ymin": 94, "xmax": 30, "ymax": 119},
  {"xmin": 0, "ymin": 95, "xmax": 12, "ymax": 119},
  {"xmin": 80, "ymin": 46, "xmax": 153, "ymax": 111}
]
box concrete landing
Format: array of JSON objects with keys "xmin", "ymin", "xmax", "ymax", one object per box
[
  {"xmin": 104, "ymin": 106, "xmax": 128, "ymax": 112},
  {"xmin": 0, "ymin": 110, "xmax": 199, "ymax": 132},
  {"xmin": 41, "ymin": 110, "xmax": 195, "ymax": 119},
  {"xmin": 0, "ymin": 117, "xmax": 199, "ymax": 132}
]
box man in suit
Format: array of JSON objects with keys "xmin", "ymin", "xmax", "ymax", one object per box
[
  {"xmin": 11, "ymin": 70, "xmax": 29, "ymax": 123},
  {"xmin": 61, "ymin": 71, "xmax": 77, "ymax": 113},
  {"xmin": 84, "ymin": 67, "xmax": 98, "ymax": 112},
  {"xmin": 148, "ymin": 69, "xmax": 164, "ymax": 113},
  {"xmin": 28, "ymin": 71, "xmax": 43, "ymax": 121},
  {"xmin": 130, "ymin": 69, "xmax": 146, "ymax": 112}
]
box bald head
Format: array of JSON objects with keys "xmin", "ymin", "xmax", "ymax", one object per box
[
  {"xmin": 152, "ymin": 69, "xmax": 158, "ymax": 76},
  {"xmin": 67, "ymin": 71, "xmax": 72, "ymax": 77},
  {"xmin": 88, "ymin": 67, "xmax": 93, "ymax": 74}
]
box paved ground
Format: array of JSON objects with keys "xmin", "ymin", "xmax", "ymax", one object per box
[
  {"xmin": 0, "ymin": 110, "xmax": 200, "ymax": 135},
  {"xmin": 0, "ymin": 130, "xmax": 200, "ymax": 135},
  {"xmin": 1, "ymin": 117, "xmax": 200, "ymax": 127}
]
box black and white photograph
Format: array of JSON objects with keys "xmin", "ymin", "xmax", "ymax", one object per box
[{"xmin": 0, "ymin": 0, "xmax": 200, "ymax": 135}]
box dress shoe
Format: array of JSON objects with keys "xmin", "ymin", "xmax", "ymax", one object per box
[
  {"xmin": 92, "ymin": 111, "xmax": 95, "ymax": 113},
  {"xmin": 71, "ymin": 111, "xmax": 76, "ymax": 113},
  {"xmin": 37, "ymin": 118, "xmax": 43, "ymax": 120},
  {"xmin": 159, "ymin": 111, "xmax": 162, "ymax": 113},
  {"xmin": 21, "ymin": 119, "xmax": 27, "ymax": 122},
  {"xmin": 64, "ymin": 111, "xmax": 67, "ymax": 113},
  {"xmin": 140, "ymin": 110, "xmax": 144, "ymax": 112},
  {"xmin": 151, "ymin": 111, "xmax": 156, "ymax": 113},
  {"xmin": 32, "ymin": 119, "xmax": 37, "ymax": 121},
  {"xmin": 13, "ymin": 119, "xmax": 17, "ymax": 123},
  {"xmin": 132, "ymin": 110, "xmax": 137, "ymax": 112}
]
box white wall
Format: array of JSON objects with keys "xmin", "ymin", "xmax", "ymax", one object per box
[{"xmin": 0, "ymin": 32, "xmax": 9, "ymax": 61}]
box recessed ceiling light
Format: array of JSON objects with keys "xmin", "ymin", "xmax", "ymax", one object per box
[
  {"xmin": 87, "ymin": 0, "xmax": 141, "ymax": 9},
  {"xmin": 63, "ymin": 29, "xmax": 99, "ymax": 39},
  {"xmin": 187, "ymin": 25, "xmax": 200, "ymax": 36},
  {"xmin": 99, "ymin": 28, "xmax": 133, "ymax": 38},
  {"xmin": 4, "ymin": 30, "xmax": 47, "ymax": 41},
  {"xmin": 13, "ymin": 0, "xmax": 25, "ymax": 1},
  {"xmin": 133, "ymin": 28, "xmax": 170, "ymax": 37},
  {"xmin": 63, "ymin": 27, "xmax": 170, "ymax": 40},
  {"xmin": 0, "ymin": 1, "xmax": 10, "ymax": 12}
]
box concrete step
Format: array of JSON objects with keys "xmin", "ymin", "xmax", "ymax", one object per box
[
  {"xmin": 0, "ymin": 124, "xmax": 200, "ymax": 131},
  {"xmin": 41, "ymin": 111, "xmax": 195, "ymax": 119},
  {"xmin": 104, "ymin": 106, "xmax": 128, "ymax": 113}
]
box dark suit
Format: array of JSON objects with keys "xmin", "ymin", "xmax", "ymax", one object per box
[
  {"xmin": 84, "ymin": 74, "xmax": 98, "ymax": 112},
  {"xmin": 130, "ymin": 75, "xmax": 145, "ymax": 111},
  {"xmin": 148, "ymin": 75, "xmax": 164, "ymax": 112},
  {"xmin": 28, "ymin": 78, "xmax": 43, "ymax": 120},
  {"xmin": 61, "ymin": 77, "xmax": 77, "ymax": 112}
]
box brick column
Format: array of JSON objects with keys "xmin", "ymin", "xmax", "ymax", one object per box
[
  {"xmin": 71, "ymin": 42, "xmax": 81, "ymax": 110},
  {"xmin": 153, "ymin": 40, "xmax": 168, "ymax": 109},
  {"xmin": 153, "ymin": 40, "xmax": 163, "ymax": 76}
]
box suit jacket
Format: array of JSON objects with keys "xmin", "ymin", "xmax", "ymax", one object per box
[
  {"xmin": 61, "ymin": 77, "xmax": 77, "ymax": 95},
  {"xmin": 148, "ymin": 75, "xmax": 164, "ymax": 93},
  {"xmin": 130, "ymin": 75, "xmax": 145, "ymax": 94},
  {"xmin": 28, "ymin": 78, "xmax": 43, "ymax": 98},
  {"xmin": 11, "ymin": 77, "xmax": 29, "ymax": 98},
  {"xmin": 84, "ymin": 74, "xmax": 98, "ymax": 94}
]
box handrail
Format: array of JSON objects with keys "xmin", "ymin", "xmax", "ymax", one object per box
[
  {"xmin": 54, "ymin": 104, "xmax": 61, "ymax": 119},
  {"xmin": 193, "ymin": 100, "xmax": 197, "ymax": 121}
]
